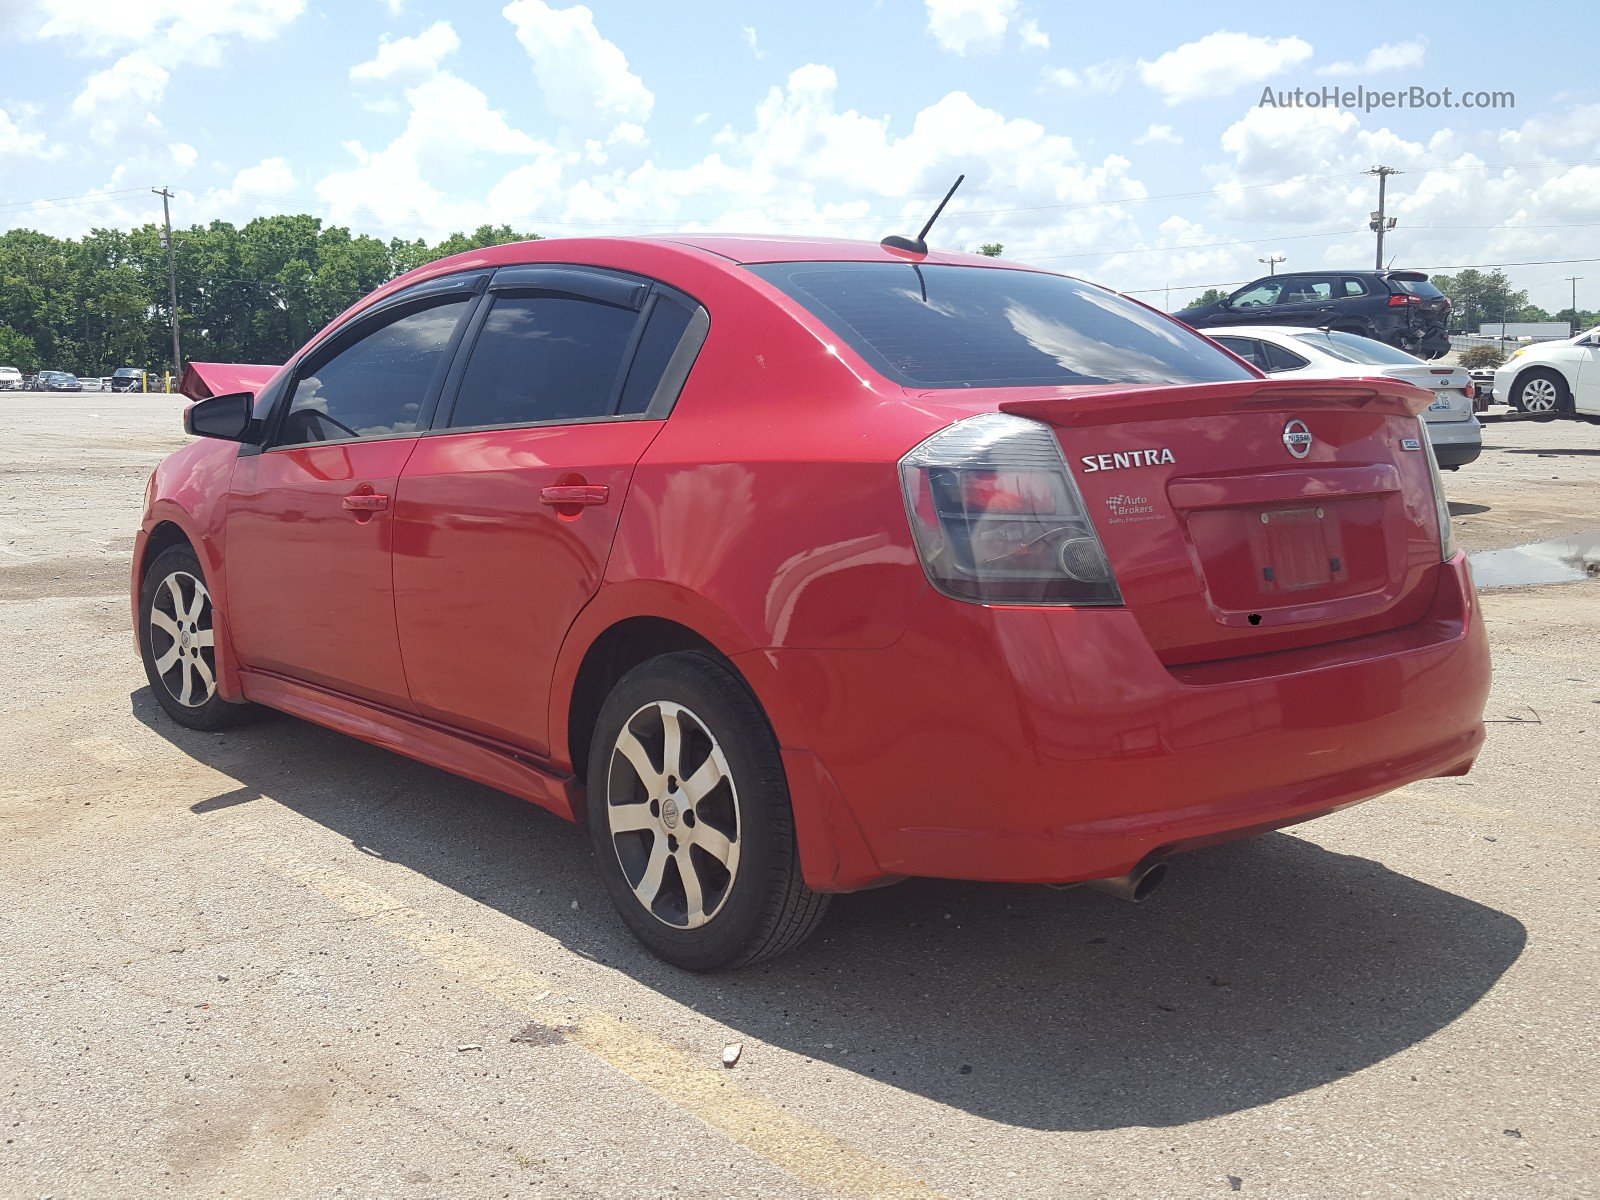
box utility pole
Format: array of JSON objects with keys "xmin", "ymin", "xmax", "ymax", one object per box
[
  {"xmin": 1366, "ymin": 166, "xmax": 1401, "ymax": 270},
  {"xmin": 152, "ymin": 187, "xmax": 181, "ymax": 378},
  {"xmin": 1258, "ymin": 254, "xmax": 1285, "ymax": 275},
  {"xmin": 1564, "ymin": 276, "xmax": 1582, "ymax": 334}
]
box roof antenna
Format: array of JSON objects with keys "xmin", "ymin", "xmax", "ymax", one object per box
[{"xmin": 882, "ymin": 174, "xmax": 965, "ymax": 256}]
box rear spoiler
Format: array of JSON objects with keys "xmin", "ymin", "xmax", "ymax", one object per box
[
  {"xmin": 178, "ymin": 361, "xmax": 281, "ymax": 402},
  {"xmin": 996, "ymin": 377, "xmax": 1434, "ymax": 429}
]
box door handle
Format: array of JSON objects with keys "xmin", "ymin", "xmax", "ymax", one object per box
[
  {"xmin": 342, "ymin": 490, "xmax": 390, "ymax": 511},
  {"xmin": 540, "ymin": 484, "xmax": 609, "ymax": 507}
]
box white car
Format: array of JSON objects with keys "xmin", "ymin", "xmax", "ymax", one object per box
[
  {"xmin": 1492, "ymin": 326, "xmax": 1600, "ymax": 416},
  {"xmin": 0, "ymin": 366, "xmax": 22, "ymax": 391},
  {"xmin": 1207, "ymin": 325, "xmax": 1482, "ymax": 468}
]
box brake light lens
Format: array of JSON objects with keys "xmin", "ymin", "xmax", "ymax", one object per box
[
  {"xmin": 899, "ymin": 413, "xmax": 1123, "ymax": 605},
  {"xmin": 1387, "ymin": 294, "xmax": 1420, "ymax": 307},
  {"xmin": 1417, "ymin": 418, "xmax": 1457, "ymax": 561}
]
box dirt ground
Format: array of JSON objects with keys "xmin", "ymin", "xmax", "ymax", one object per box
[{"xmin": 2, "ymin": 393, "xmax": 1597, "ymax": 1199}]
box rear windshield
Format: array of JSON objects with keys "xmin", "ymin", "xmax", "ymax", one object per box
[
  {"xmin": 1289, "ymin": 329, "xmax": 1422, "ymax": 366},
  {"xmin": 1390, "ymin": 277, "xmax": 1445, "ymax": 299},
  {"xmin": 748, "ymin": 262, "xmax": 1254, "ymax": 389}
]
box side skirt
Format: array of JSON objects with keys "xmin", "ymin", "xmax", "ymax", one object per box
[{"xmin": 237, "ymin": 669, "xmax": 581, "ymax": 822}]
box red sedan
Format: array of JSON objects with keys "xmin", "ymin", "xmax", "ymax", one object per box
[{"xmin": 133, "ymin": 236, "xmax": 1490, "ymax": 970}]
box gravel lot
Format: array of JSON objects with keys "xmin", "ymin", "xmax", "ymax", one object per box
[{"xmin": 2, "ymin": 392, "xmax": 1597, "ymax": 1199}]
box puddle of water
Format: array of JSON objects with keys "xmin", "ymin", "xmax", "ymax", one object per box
[{"xmin": 1467, "ymin": 532, "xmax": 1600, "ymax": 588}]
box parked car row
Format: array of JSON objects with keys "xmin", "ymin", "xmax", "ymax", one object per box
[
  {"xmin": 1177, "ymin": 268, "xmax": 1453, "ymax": 360},
  {"xmin": 0, "ymin": 367, "xmax": 160, "ymax": 392}
]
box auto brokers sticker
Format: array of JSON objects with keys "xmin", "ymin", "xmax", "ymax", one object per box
[{"xmin": 1104, "ymin": 493, "xmax": 1164, "ymax": 525}]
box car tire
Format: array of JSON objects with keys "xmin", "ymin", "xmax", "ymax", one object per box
[
  {"xmin": 1511, "ymin": 368, "xmax": 1571, "ymax": 415},
  {"xmin": 139, "ymin": 543, "xmax": 259, "ymax": 731},
  {"xmin": 586, "ymin": 650, "xmax": 829, "ymax": 971}
]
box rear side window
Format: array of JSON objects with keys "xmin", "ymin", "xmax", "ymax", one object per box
[
  {"xmin": 1261, "ymin": 342, "xmax": 1309, "ymax": 371},
  {"xmin": 448, "ymin": 295, "xmax": 640, "ymax": 429},
  {"xmin": 1290, "ymin": 329, "xmax": 1421, "ymax": 366},
  {"xmin": 749, "ymin": 262, "xmax": 1252, "ymax": 388},
  {"xmin": 1278, "ymin": 278, "xmax": 1336, "ymax": 303},
  {"xmin": 277, "ymin": 298, "xmax": 471, "ymax": 445},
  {"xmin": 1212, "ymin": 336, "xmax": 1266, "ymax": 368},
  {"xmin": 1341, "ymin": 278, "xmax": 1369, "ymax": 297},
  {"xmin": 617, "ymin": 294, "xmax": 696, "ymax": 414}
]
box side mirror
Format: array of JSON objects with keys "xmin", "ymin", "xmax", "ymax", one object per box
[{"xmin": 185, "ymin": 391, "xmax": 258, "ymax": 441}]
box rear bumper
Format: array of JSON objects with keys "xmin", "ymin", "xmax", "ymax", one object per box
[
  {"xmin": 1433, "ymin": 442, "xmax": 1482, "ymax": 468},
  {"xmin": 763, "ymin": 554, "xmax": 1489, "ymax": 890},
  {"xmin": 1412, "ymin": 328, "xmax": 1452, "ymax": 357},
  {"xmin": 1426, "ymin": 416, "xmax": 1483, "ymax": 467}
]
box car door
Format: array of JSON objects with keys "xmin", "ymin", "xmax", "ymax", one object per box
[
  {"xmin": 225, "ymin": 278, "xmax": 481, "ymax": 709},
  {"xmin": 1271, "ymin": 276, "xmax": 1338, "ymax": 325},
  {"xmin": 392, "ymin": 267, "xmax": 707, "ymax": 756},
  {"xmin": 1217, "ymin": 280, "xmax": 1282, "ymax": 327},
  {"xmin": 1573, "ymin": 337, "xmax": 1600, "ymax": 414}
]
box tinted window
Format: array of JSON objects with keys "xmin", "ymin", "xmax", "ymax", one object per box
[
  {"xmin": 1278, "ymin": 277, "xmax": 1336, "ymax": 304},
  {"xmin": 618, "ymin": 294, "xmax": 696, "ymax": 414},
  {"xmin": 1261, "ymin": 342, "xmax": 1309, "ymax": 371},
  {"xmin": 1230, "ymin": 281, "xmax": 1281, "ymax": 308},
  {"xmin": 449, "ymin": 294, "xmax": 640, "ymax": 428},
  {"xmin": 750, "ymin": 262, "xmax": 1252, "ymax": 388},
  {"xmin": 1213, "ymin": 336, "xmax": 1266, "ymax": 368},
  {"xmin": 1341, "ymin": 278, "xmax": 1369, "ymax": 297},
  {"xmin": 277, "ymin": 299, "xmax": 470, "ymax": 445},
  {"xmin": 1391, "ymin": 277, "xmax": 1445, "ymax": 299},
  {"xmin": 1290, "ymin": 329, "xmax": 1421, "ymax": 366}
]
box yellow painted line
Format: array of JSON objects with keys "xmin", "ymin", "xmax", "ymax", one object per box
[{"xmin": 277, "ymin": 858, "xmax": 943, "ymax": 1200}]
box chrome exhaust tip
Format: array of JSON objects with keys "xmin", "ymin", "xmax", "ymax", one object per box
[{"xmin": 1082, "ymin": 859, "xmax": 1168, "ymax": 903}]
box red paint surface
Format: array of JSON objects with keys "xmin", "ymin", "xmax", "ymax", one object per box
[{"xmin": 135, "ymin": 235, "xmax": 1491, "ymax": 891}]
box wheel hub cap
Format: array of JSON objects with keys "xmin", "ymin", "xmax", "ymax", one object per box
[{"xmin": 604, "ymin": 700, "xmax": 741, "ymax": 930}]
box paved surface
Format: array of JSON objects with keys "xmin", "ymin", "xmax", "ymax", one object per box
[{"xmin": 2, "ymin": 393, "xmax": 1597, "ymax": 1199}]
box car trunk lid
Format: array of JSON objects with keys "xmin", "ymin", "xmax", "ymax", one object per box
[
  {"xmin": 1378, "ymin": 364, "xmax": 1475, "ymax": 423},
  {"xmin": 990, "ymin": 377, "xmax": 1445, "ymax": 665}
]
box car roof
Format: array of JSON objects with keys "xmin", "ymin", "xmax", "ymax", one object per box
[
  {"xmin": 647, "ymin": 234, "xmax": 1020, "ymax": 268},
  {"xmin": 1202, "ymin": 325, "xmax": 1332, "ymax": 343}
]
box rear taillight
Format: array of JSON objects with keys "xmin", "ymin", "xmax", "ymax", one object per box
[
  {"xmin": 1464, "ymin": 381, "xmax": 1476, "ymax": 399},
  {"xmin": 1387, "ymin": 294, "xmax": 1420, "ymax": 307},
  {"xmin": 899, "ymin": 413, "xmax": 1122, "ymax": 605},
  {"xmin": 1417, "ymin": 418, "xmax": 1457, "ymax": 561}
]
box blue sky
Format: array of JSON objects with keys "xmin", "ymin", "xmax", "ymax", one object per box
[{"xmin": 2, "ymin": 1, "xmax": 1596, "ymax": 312}]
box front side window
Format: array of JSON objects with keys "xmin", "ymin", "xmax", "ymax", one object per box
[
  {"xmin": 276, "ymin": 298, "xmax": 471, "ymax": 446},
  {"xmin": 751, "ymin": 262, "xmax": 1253, "ymax": 389},
  {"xmin": 1230, "ymin": 281, "xmax": 1281, "ymax": 308},
  {"xmin": 447, "ymin": 294, "xmax": 641, "ymax": 429}
]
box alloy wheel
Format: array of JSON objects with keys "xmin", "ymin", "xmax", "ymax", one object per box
[
  {"xmin": 1520, "ymin": 377, "xmax": 1560, "ymax": 412},
  {"xmin": 148, "ymin": 571, "xmax": 217, "ymax": 708},
  {"xmin": 603, "ymin": 700, "xmax": 741, "ymax": 929}
]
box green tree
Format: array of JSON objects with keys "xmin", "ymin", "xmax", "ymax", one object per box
[
  {"xmin": 1182, "ymin": 288, "xmax": 1228, "ymax": 310},
  {"xmin": 977, "ymin": 242, "xmax": 1003, "ymax": 257},
  {"xmin": 1430, "ymin": 269, "xmax": 1527, "ymax": 333}
]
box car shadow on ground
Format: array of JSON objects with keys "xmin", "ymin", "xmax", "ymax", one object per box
[
  {"xmin": 1502, "ymin": 447, "xmax": 1600, "ymax": 457},
  {"xmin": 135, "ymin": 688, "xmax": 1526, "ymax": 1133},
  {"xmin": 1448, "ymin": 501, "xmax": 1490, "ymax": 516}
]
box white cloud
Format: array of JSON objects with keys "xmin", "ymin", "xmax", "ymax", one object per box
[
  {"xmin": 1135, "ymin": 124, "xmax": 1182, "ymax": 147},
  {"xmin": 350, "ymin": 21, "xmax": 459, "ymax": 82},
  {"xmin": 1018, "ymin": 19, "xmax": 1048, "ymax": 52},
  {"xmin": 924, "ymin": 0, "xmax": 1016, "ymax": 54},
  {"xmin": 317, "ymin": 72, "xmax": 555, "ymax": 235},
  {"xmin": 1043, "ymin": 59, "xmax": 1130, "ymax": 95},
  {"xmin": 1139, "ymin": 31, "xmax": 1313, "ymax": 105},
  {"xmin": 741, "ymin": 24, "xmax": 763, "ymax": 59},
  {"xmin": 28, "ymin": 0, "xmax": 305, "ymax": 65},
  {"xmin": 170, "ymin": 141, "xmax": 197, "ymax": 170},
  {"xmin": 502, "ymin": 0, "xmax": 653, "ymax": 137},
  {"xmin": 1319, "ymin": 38, "xmax": 1427, "ymax": 77},
  {"xmin": 0, "ymin": 106, "xmax": 57, "ymax": 160},
  {"xmin": 70, "ymin": 51, "xmax": 170, "ymax": 144}
]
